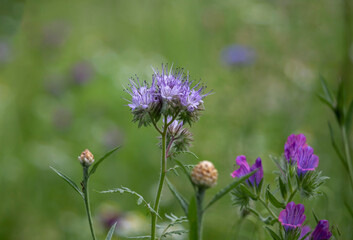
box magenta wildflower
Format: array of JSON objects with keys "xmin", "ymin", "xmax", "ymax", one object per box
[
  {"xmin": 296, "ymin": 146, "xmax": 319, "ymax": 176},
  {"xmin": 278, "ymin": 202, "xmax": 306, "ymax": 231},
  {"xmin": 311, "ymin": 220, "xmax": 332, "ymax": 240},
  {"xmin": 231, "ymin": 156, "xmax": 263, "ymax": 186},
  {"xmin": 284, "ymin": 134, "xmax": 308, "ymax": 164}
]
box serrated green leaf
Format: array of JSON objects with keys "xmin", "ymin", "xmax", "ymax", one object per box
[
  {"xmin": 50, "ymin": 166, "xmax": 83, "ymax": 198},
  {"xmin": 266, "ymin": 187, "xmax": 285, "ymax": 208},
  {"xmin": 101, "ymin": 187, "xmax": 160, "ymax": 218},
  {"xmin": 105, "ymin": 221, "xmax": 118, "ymax": 240},
  {"xmin": 346, "ymin": 99, "xmax": 353, "ymax": 132},
  {"xmin": 161, "ymin": 230, "xmax": 188, "ymax": 238},
  {"xmin": 188, "ymin": 196, "xmax": 198, "ymax": 240},
  {"xmin": 278, "ymin": 177, "xmax": 287, "ymax": 201},
  {"xmin": 166, "ymin": 179, "xmax": 189, "ymax": 215},
  {"xmin": 265, "ymin": 226, "xmax": 281, "ymax": 240},
  {"xmin": 204, "ymin": 170, "xmax": 256, "ymax": 210},
  {"xmin": 328, "ymin": 122, "xmax": 347, "ymax": 169},
  {"xmin": 89, "ymin": 146, "xmax": 120, "ymax": 176}
]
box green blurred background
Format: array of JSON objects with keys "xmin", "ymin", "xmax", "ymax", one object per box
[{"xmin": 1, "ymin": 0, "xmax": 352, "ymax": 239}]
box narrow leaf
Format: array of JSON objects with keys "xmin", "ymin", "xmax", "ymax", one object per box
[
  {"xmin": 265, "ymin": 226, "xmax": 281, "ymax": 240},
  {"xmin": 317, "ymin": 94, "xmax": 334, "ymax": 111},
  {"xmin": 344, "ymin": 200, "xmax": 353, "ymax": 219},
  {"xmin": 346, "ymin": 99, "xmax": 353, "ymax": 132},
  {"xmin": 174, "ymin": 160, "xmax": 194, "ymax": 186},
  {"xmin": 278, "ymin": 177, "xmax": 287, "ymax": 201},
  {"xmin": 312, "ymin": 209, "xmax": 319, "ymax": 224},
  {"xmin": 266, "ymin": 187, "xmax": 285, "ymax": 208},
  {"xmin": 50, "ymin": 166, "xmax": 83, "ymax": 198},
  {"xmin": 328, "ymin": 122, "xmax": 347, "ymax": 169},
  {"xmin": 188, "ymin": 196, "xmax": 198, "ymax": 240},
  {"xmin": 319, "ymin": 75, "xmax": 334, "ymax": 105},
  {"xmin": 239, "ymin": 184, "xmax": 257, "ymax": 200},
  {"xmin": 204, "ymin": 170, "xmax": 256, "ymax": 210},
  {"xmin": 166, "ymin": 179, "xmax": 189, "ymax": 215},
  {"xmin": 89, "ymin": 146, "xmax": 121, "ymax": 176},
  {"xmin": 105, "ymin": 221, "xmax": 118, "ymax": 240}
]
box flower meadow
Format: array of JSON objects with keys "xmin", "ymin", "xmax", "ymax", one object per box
[
  {"xmin": 2, "ymin": 1, "xmax": 353, "ymax": 240},
  {"xmin": 51, "ymin": 64, "xmax": 350, "ymax": 240}
]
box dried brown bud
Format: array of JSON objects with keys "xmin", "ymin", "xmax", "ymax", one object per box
[
  {"xmin": 78, "ymin": 149, "xmax": 94, "ymax": 166},
  {"xmin": 191, "ymin": 161, "xmax": 218, "ymax": 188}
]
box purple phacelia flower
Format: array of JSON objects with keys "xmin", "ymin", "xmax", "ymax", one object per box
[
  {"xmin": 284, "ymin": 134, "xmax": 308, "ymax": 164},
  {"xmin": 300, "ymin": 226, "xmax": 311, "ymax": 240},
  {"xmin": 153, "ymin": 65, "xmax": 209, "ymax": 113},
  {"xmin": 296, "ymin": 146, "xmax": 319, "ymax": 176},
  {"xmin": 231, "ymin": 155, "xmax": 263, "ymax": 186},
  {"xmin": 278, "ymin": 202, "xmax": 306, "ymax": 231},
  {"xmin": 221, "ymin": 44, "xmax": 256, "ymax": 66},
  {"xmin": 125, "ymin": 78, "xmax": 158, "ymax": 110},
  {"xmin": 311, "ymin": 220, "xmax": 332, "ymax": 240}
]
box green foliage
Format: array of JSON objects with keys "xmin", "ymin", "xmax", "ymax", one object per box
[
  {"xmin": 105, "ymin": 221, "xmax": 118, "ymax": 240},
  {"xmin": 101, "ymin": 187, "xmax": 160, "ymax": 218},
  {"xmin": 266, "ymin": 186, "xmax": 285, "ymax": 208},
  {"xmin": 231, "ymin": 184, "xmax": 251, "ymax": 209},
  {"xmin": 188, "ymin": 196, "xmax": 198, "ymax": 240},
  {"xmin": 50, "ymin": 166, "xmax": 84, "ymax": 198},
  {"xmin": 89, "ymin": 146, "xmax": 120, "ymax": 176},
  {"xmin": 166, "ymin": 179, "xmax": 189, "ymax": 215},
  {"xmin": 159, "ymin": 214, "xmax": 188, "ymax": 240},
  {"xmin": 299, "ymin": 171, "xmax": 329, "ymax": 199},
  {"xmin": 265, "ymin": 226, "xmax": 281, "ymax": 240}
]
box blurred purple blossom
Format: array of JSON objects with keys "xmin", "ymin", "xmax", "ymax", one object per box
[
  {"xmin": 42, "ymin": 21, "xmax": 69, "ymax": 48},
  {"xmin": 52, "ymin": 107, "xmax": 72, "ymax": 130},
  {"xmin": 296, "ymin": 146, "xmax": 319, "ymax": 176},
  {"xmin": 284, "ymin": 134, "xmax": 308, "ymax": 164},
  {"xmin": 0, "ymin": 41, "xmax": 12, "ymax": 63},
  {"xmin": 231, "ymin": 155, "xmax": 263, "ymax": 186},
  {"xmin": 300, "ymin": 226, "xmax": 311, "ymax": 240},
  {"xmin": 311, "ymin": 220, "xmax": 332, "ymax": 240},
  {"xmin": 221, "ymin": 44, "xmax": 256, "ymax": 66},
  {"xmin": 71, "ymin": 62, "xmax": 94, "ymax": 85},
  {"xmin": 100, "ymin": 211, "xmax": 123, "ymax": 230},
  {"xmin": 278, "ymin": 201, "xmax": 306, "ymax": 231}
]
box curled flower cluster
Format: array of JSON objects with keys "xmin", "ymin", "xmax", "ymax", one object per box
[
  {"xmin": 125, "ymin": 64, "xmax": 210, "ymax": 127},
  {"xmin": 284, "ymin": 134, "xmax": 319, "ymax": 176},
  {"xmin": 279, "ymin": 202, "xmax": 332, "ymax": 240}
]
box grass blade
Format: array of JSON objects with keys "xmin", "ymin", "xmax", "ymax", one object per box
[
  {"xmin": 105, "ymin": 221, "xmax": 118, "ymax": 240},
  {"xmin": 166, "ymin": 179, "xmax": 189, "ymax": 215}
]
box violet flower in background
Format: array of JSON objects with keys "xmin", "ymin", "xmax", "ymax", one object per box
[
  {"xmin": 71, "ymin": 61, "xmax": 94, "ymax": 85},
  {"xmin": 284, "ymin": 134, "xmax": 308, "ymax": 164},
  {"xmin": 231, "ymin": 155, "xmax": 263, "ymax": 186},
  {"xmin": 311, "ymin": 220, "xmax": 332, "ymax": 240},
  {"xmin": 299, "ymin": 226, "xmax": 311, "ymax": 240},
  {"xmin": 296, "ymin": 146, "xmax": 319, "ymax": 176},
  {"xmin": 278, "ymin": 201, "xmax": 306, "ymax": 231},
  {"xmin": 221, "ymin": 44, "xmax": 256, "ymax": 67}
]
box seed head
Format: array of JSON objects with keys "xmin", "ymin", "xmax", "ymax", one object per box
[
  {"xmin": 191, "ymin": 161, "xmax": 218, "ymax": 188},
  {"xmin": 78, "ymin": 149, "xmax": 94, "ymax": 166}
]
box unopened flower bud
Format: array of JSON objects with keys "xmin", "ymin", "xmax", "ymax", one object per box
[
  {"xmin": 191, "ymin": 161, "xmax": 218, "ymax": 188},
  {"xmin": 78, "ymin": 149, "xmax": 94, "ymax": 166}
]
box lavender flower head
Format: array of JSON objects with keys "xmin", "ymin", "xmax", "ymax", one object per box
[
  {"xmin": 311, "ymin": 220, "xmax": 332, "ymax": 240},
  {"xmin": 126, "ymin": 64, "xmax": 210, "ymax": 127},
  {"xmin": 284, "ymin": 134, "xmax": 308, "ymax": 164},
  {"xmin": 278, "ymin": 202, "xmax": 306, "ymax": 231},
  {"xmin": 231, "ymin": 155, "xmax": 263, "ymax": 186},
  {"xmin": 296, "ymin": 146, "xmax": 319, "ymax": 176}
]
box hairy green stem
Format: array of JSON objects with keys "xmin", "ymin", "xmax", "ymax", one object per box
[
  {"xmin": 341, "ymin": 126, "xmax": 353, "ymax": 189},
  {"xmin": 151, "ymin": 119, "xmax": 168, "ymax": 239},
  {"xmin": 83, "ymin": 167, "xmax": 97, "ymax": 240}
]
